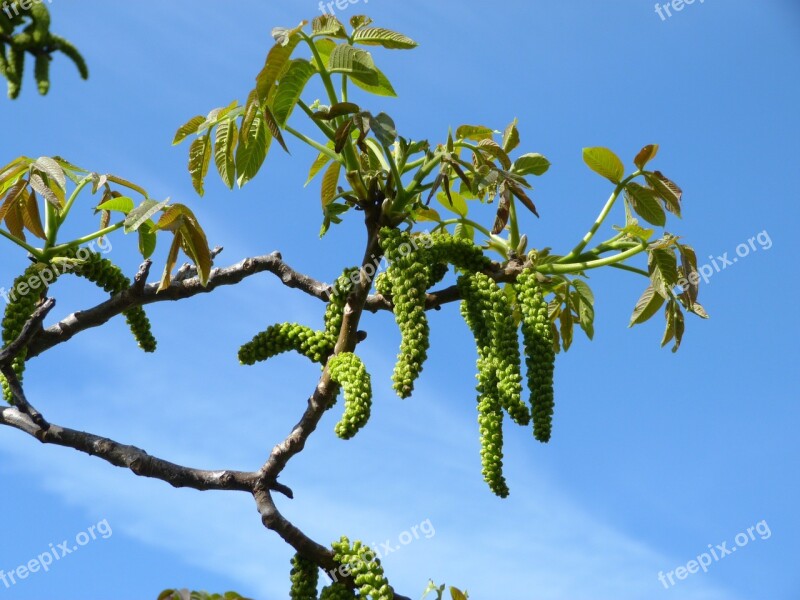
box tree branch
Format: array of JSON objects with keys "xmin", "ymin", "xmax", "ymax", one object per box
[
  {"xmin": 0, "ymin": 406, "xmax": 299, "ymax": 496},
  {"xmin": 26, "ymin": 253, "xmax": 332, "ymax": 359},
  {"xmin": 0, "ymin": 297, "xmax": 56, "ymax": 365}
]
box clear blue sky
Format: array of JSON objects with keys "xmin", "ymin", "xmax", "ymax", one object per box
[{"xmin": 1, "ymin": 1, "xmax": 798, "ymax": 599}]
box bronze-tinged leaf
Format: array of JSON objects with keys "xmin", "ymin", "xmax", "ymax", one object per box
[
  {"xmin": 179, "ymin": 217, "xmax": 212, "ymax": 286},
  {"xmin": 677, "ymin": 244, "xmax": 699, "ymax": 304},
  {"xmin": 23, "ymin": 189, "xmax": 46, "ymax": 239},
  {"xmin": 334, "ymin": 119, "xmax": 354, "ymax": 154},
  {"xmin": 648, "ymin": 171, "xmax": 682, "ymax": 216},
  {"xmin": 634, "ymin": 144, "xmax": 659, "ymax": 170},
  {"xmin": 508, "ymin": 182, "xmax": 539, "ymax": 217},
  {"xmin": 188, "ymin": 135, "xmax": 212, "ymax": 196},
  {"xmin": 478, "ymin": 139, "xmax": 512, "ymax": 170},
  {"xmin": 28, "ymin": 172, "xmax": 61, "ymax": 207},
  {"xmin": 4, "ymin": 196, "xmax": 25, "ymax": 241},
  {"xmin": 426, "ymin": 173, "xmax": 443, "ymax": 206},
  {"xmin": 158, "ymin": 232, "xmax": 183, "ymax": 292},
  {"xmin": 313, "ymin": 102, "xmax": 360, "ymax": 121},
  {"xmin": 672, "ymin": 306, "xmax": 685, "ymax": 353},
  {"xmin": 661, "ymin": 301, "xmax": 676, "ymax": 348},
  {"xmin": 626, "ymin": 182, "xmax": 665, "ymax": 227},
  {"xmin": 0, "ymin": 178, "xmax": 26, "ymax": 222},
  {"xmin": 492, "ymin": 187, "xmax": 511, "ymax": 234}
]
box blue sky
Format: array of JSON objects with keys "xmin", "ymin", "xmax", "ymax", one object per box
[{"xmin": 1, "ymin": 1, "xmax": 798, "ymax": 598}]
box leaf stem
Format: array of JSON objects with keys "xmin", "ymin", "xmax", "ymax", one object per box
[
  {"xmin": 284, "ymin": 126, "xmax": 344, "ymax": 164},
  {"xmin": 46, "ymin": 221, "xmax": 125, "ymax": 257},
  {"xmin": 0, "ymin": 228, "xmax": 44, "ymax": 259},
  {"xmin": 538, "ymin": 243, "xmax": 648, "ymax": 274},
  {"xmin": 561, "ymin": 171, "xmax": 641, "ymax": 262}
]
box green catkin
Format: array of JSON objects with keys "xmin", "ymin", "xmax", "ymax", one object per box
[
  {"xmin": 33, "ymin": 53, "xmax": 49, "ymax": 95},
  {"xmin": 320, "ymin": 583, "xmax": 358, "ymax": 599},
  {"xmin": 328, "ymin": 352, "xmax": 372, "ymax": 440},
  {"xmin": 379, "ymin": 229, "xmax": 431, "ymax": 399},
  {"xmin": 65, "ymin": 250, "xmax": 157, "ymax": 353},
  {"xmin": 515, "ymin": 270, "xmax": 556, "ymax": 443},
  {"xmin": 6, "ymin": 44, "xmax": 23, "ymax": 98},
  {"xmin": 239, "ymin": 323, "xmax": 335, "ymax": 365},
  {"xmin": 0, "ymin": 264, "xmax": 50, "ymax": 403},
  {"xmin": 458, "ymin": 273, "xmax": 511, "ymax": 497},
  {"xmin": 331, "ymin": 537, "xmax": 393, "ymax": 600},
  {"xmin": 289, "ymin": 553, "xmax": 319, "ymax": 600},
  {"xmin": 324, "ymin": 268, "xmax": 359, "ymax": 338},
  {"xmin": 49, "ymin": 34, "xmax": 88, "ymax": 79},
  {"xmin": 426, "ymin": 232, "xmax": 492, "ymax": 273}
]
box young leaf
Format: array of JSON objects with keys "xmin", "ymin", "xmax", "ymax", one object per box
[
  {"xmin": 272, "ymin": 59, "xmax": 317, "ymax": 127},
  {"xmin": 158, "ymin": 232, "xmax": 182, "ymax": 292},
  {"xmin": 626, "ymin": 182, "xmax": 665, "ymax": 226},
  {"xmin": 321, "ymin": 160, "xmax": 341, "ymax": 208},
  {"xmin": 255, "ymin": 34, "xmax": 302, "ymax": 101},
  {"xmin": 350, "ymin": 64, "xmax": 397, "ymax": 97},
  {"xmin": 435, "ymin": 190, "xmax": 467, "ymax": 217},
  {"xmin": 582, "ymin": 147, "xmax": 625, "ymax": 184},
  {"xmin": 33, "ymin": 156, "xmax": 66, "ymax": 190},
  {"xmin": 138, "ymin": 228, "xmax": 157, "ymax": 259},
  {"xmin": 28, "ymin": 173, "xmax": 61, "ymax": 207},
  {"xmin": 350, "ymin": 15, "xmax": 373, "ymax": 30},
  {"xmin": 369, "ymin": 112, "xmax": 397, "ymax": 146},
  {"xmin": 22, "ymin": 189, "xmax": 46, "ymax": 239},
  {"xmin": 173, "ymin": 115, "xmax": 206, "ymax": 145},
  {"xmin": 352, "ymin": 27, "xmax": 418, "ymax": 49},
  {"xmin": 646, "ymin": 171, "xmax": 682, "ymax": 216},
  {"xmin": 105, "ymin": 174, "xmax": 149, "ymax": 198},
  {"xmin": 124, "ymin": 199, "xmax": 169, "ymax": 233},
  {"xmin": 648, "ymin": 248, "xmax": 679, "ymax": 298},
  {"xmin": 96, "ymin": 195, "xmax": 134, "ymax": 214},
  {"xmin": 214, "ymin": 120, "xmax": 239, "ymax": 189},
  {"xmin": 328, "ymin": 44, "xmax": 379, "ymax": 85},
  {"xmin": 313, "ymin": 102, "xmax": 360, "ymax": 120},
  {"xmin": 502, "ymin": 119, "xmax": 520, "ymax": 154},
  {"xmin": 634, "ymin": 144, "xmax": 659, "ymax": 170},
  {"xmin": 512, "ymin": 153, "xmax": 550, "ymax": 176},
  {"xmin": 312, "ymin": 14, "xmax": 347, "ymax": 38},
  {"xmin": 188, "ymin": 135, "xmax": 212, "ymax": 196},
  {"xmin": 306, "ymin": 144, "xmax": 334, "ymax": 186},
  {"xmin": 629, "ymin": 285, "xmax": 665, "ymax": 326},
  {"xmin": 456, "ymin": 125, "xmax": 494, "ymax": 141},
  {"xmin": 235, "ymin": 114, "xmax": 272, "ymax": 187}
]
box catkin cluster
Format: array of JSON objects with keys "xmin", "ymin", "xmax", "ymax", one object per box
[
  {"xmin": 239, "ymin": 323, "xmax": 335, "ymax": 365},
  {"xmin": 320, "ymin": 583, "xmax": 358, "ymax": 599},
  {"xmin": 328, "ymin": 352, "xmax": 372, "ymax": 440},
  {"xmin": 324, "ymin": 268, "xmax": 359, "ymax": 338},
  {"xmin": 289, "ymin": 553, "xmax": 319, "ymax": 600},
  {"xmin": 65, "ymin": 250, "xmax": 157, "ymax": 353},
  {"xmin": 515, "ymin": 270, "xmax": 556, "ymax": 443},
  {"xmin": 331, "ymin": 537, "xmax": 393, "ymax": 600},
  {"xmin": 458, "ymin": 272, "xmax": 528, "ymax": 498},
  {"xmin": 0, "ymin": 2, "xmax": 87, "ymax": 98},
  {"xmin": 0, "ymin": 264, "xmax": 48, "ymax": 403},
  {"xmin": 379, "ymin": 229, "xmax": 431, "ymax": 399}
]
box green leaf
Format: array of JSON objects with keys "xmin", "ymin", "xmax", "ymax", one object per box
[
  {"xmin": 188, "ymin": 135, "xmax": 212, "ymax": 196},
  {"xmin": 96, "ymin": 195, "xmax": 134, "ymax": 214},
  {"xmin": 312, "ymin": 14, "xmax": 347, "ymax": 37},
  {"xmin": 369, "ymin": 112, "xmax": 397, "ymax": 146},
  {"xmin": 138, "ymin": 228, "xmax": 157, "ymax": 259},
  {"xmin": 614, "ymin": 220, "xmax": 655, "ymax": 242},
  {"xmin": 582, "ymin": 147, "xmax": 625, "ymax": 183},
  {"xmin": 328, "ymin": 44, "xmax": 379, "ymax": 85},
  {"xmin": 214, "ymin": 120, "xmax": 238, "ymax": 189},
  {"xmin": 513, "ymin": 153, "xmax": 550, "ymax": 176},
  {"xmin": 436, "ymin": 190, "xmax": 467, "ymax": 217},
  {"xmin": 235, "ymin": 114, "xmax": 272, "ymax": 187},
  {"xmin": 321, "ymin": 160, "xmax": 341, "ymax": 208},
  {"xmin": 414, "ymin": 206, "xmax": 441, "ymax": 222},
  {"xmin": 450, "ymin": 587, "xmax": 468, "ymax": 600},
  {"xmin": 272, "ymin": 59, "xmax": 317, "ymax": 127},
  {"xmin": 350, "ymin": 64, "xmax": 397, "ymax": 97},
  {"xmin": 305, "ymin": 144, "xmax": 334, "ymax": 186},
  {"xmin": 629, "ymin": 285, "xmax": 665, "ymax": 326},
  {"xmin": 626, "ymin": 182, "xmax": 665, "ymax": 226},
  {"xmin": 124, "ymin": 199, "xmax": 169, "ymax": 233},
  {"xmin": 173, "ymin": 115, "xmax": 206, "ymax": 145},
  {"xmin": 352, "ymin": 27, "xmax": 418, "ymax": 49},
  {"xmin": 255, "ymin": 33, "xmax": 302, "ymax": 101},
  {"xmin": 634, "ymin": 144, "xmax": 659, "ymax": 170},
  {"xmin": 456, "ymin": 125, "xmax": 494, "ymax": 141},
  {"xmin": 158, "ymin": 232, "xmax": 182, "ymax": 292},
  {"xmin": 262, "ymin": 105, "xmax": 289, "ymax": 153},
  {"xmin": 350, "ymin": 15, "xmax": 373, "ymax": 30},
  {"xmin": 648, "ymin": 248, "xmax": 679, "ymax": 298},
  {"xmin": 502, "ymin": 119, "xmax": 520, "ymax": 153}
]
